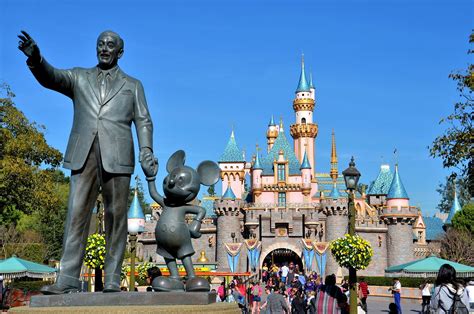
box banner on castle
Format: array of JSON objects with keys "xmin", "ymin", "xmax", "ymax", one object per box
[
  {"xmin": 225, "ymin": 243, "xmax": 243, "ymax": 273},
  {"xmin": 301, "ymin": 239, "xmax": 315, "ymax": 273},
  {"xmin": 245, "ymin": 239, "xmax": 261, "ymax": 273},
  {"xmin": 313, "ymin": 242, "xmax": 329, "ymax": 278}
]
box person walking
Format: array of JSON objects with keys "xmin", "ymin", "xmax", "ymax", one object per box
[
  {"xmin": 314, "ymin": 274, "xmax": 348, "ymax": 314},
  {"xmin": 388, "ymin": 278, "xmax": 402, "ymax": 313},
  {"xmin": 419, "ymin": 279, "xmax": 432, "ymax": 313},
  {"xmin": 358, "ymin": 277, "xmax": 369, "ymax": 312},
  {"xmin": 281, "ymin": 263, "xmax": 290, "ymax": 287},
  {"xmin": 252, "ymin": 281, "xmax": 263, "ymax": 314},
  {"xmin": 430, "ymin": 264, "xmax": 469, "ymax": 313},
  {"xmin": 291, "ymin": 288, "xmax": 306, "ymax": 314},
  {"xmin": 262, "ymin": 287, "xmax": 290, "ymax": 314}
]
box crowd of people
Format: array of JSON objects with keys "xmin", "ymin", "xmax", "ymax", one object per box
[{"xmin": 213, "ymin": 261, "xmax": 370, "ymax": 314}]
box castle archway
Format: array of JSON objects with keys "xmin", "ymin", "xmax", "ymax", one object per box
[{"xmin": 260, "ymin": 242, "xmax": 303, "ymax": 271}]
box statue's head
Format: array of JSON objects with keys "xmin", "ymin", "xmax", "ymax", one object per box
[{"xmin": 96, "ymin": 31, "xmax": 124, "ymax": 70}]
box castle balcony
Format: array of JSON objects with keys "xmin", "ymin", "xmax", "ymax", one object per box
[
  {"xmin": 292, "ymin": 98, "xmax": 315, "ymax": 112},
  {"xmin": 380, "ymin": 206, "xmax": 419, "ymax": 224},
  {"xmin": 290, "ymin": 123, "xmax": 318, "ymax": 139}
]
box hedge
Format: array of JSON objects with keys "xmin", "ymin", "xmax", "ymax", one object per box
[
  {"xmin": 9, "ymin": 280, "xmax": 53, "ymax": 292},
  {"xmin": 345, "ymin": 276, "xmax": 435, "ymax": 288}
]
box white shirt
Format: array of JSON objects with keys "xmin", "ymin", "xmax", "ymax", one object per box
[
  {"xmin": 393, "ymin": 281, "xmax": 401, "ymax": 293},
  {"xmin": 466, "ymin": 283, "xmax": 474, "ymax": 303},
  {"xmin": 422, "ymin": 284, "xmax": 431, "ymax": 296},
  {"xmin": 281, "ymin": 265, "xmax": 289, "ymax": 277}
]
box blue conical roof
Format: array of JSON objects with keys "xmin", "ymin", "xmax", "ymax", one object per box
[
  {"xmin": 222, "ymin": 185, "xmax": 237, "ymax": 200},
  {"xmin": 253, "ymin": 152, "xmax": 263, "ymax": 170},
  {"xmin": 300, "ymin": 151, "xmax": 311, "ymax": 169},
  {"xmin": 367, "ymin": 164, "xmax": 394, "ymax": 195},
  {"xmin": 128, "ymin": 189, "xmax": 145, "ymax": 219},
  {"xmin": 328, "ymin": 182, "xmax": 341, "ymax": 199},
  {"xmin": 219, "ymin": 130, "xmax": 245, "ymax": 162},
  {"xmin": 445, "ymin": 188, "xmax": 461, "ymax": 224},
  {"xmin": 295, "ymin": 55, "xmax": 310, "ymax": 93},
  {"xmin": 387, "ymin": 165, "xmax": 409, "ymax": 199},
  {"xmin": 309, "ymin": 71, "xmax": 315, "ymax": 89},
  {"xmin": 268, "ymin": 115, "xmax": 276, "ymax": 126}
]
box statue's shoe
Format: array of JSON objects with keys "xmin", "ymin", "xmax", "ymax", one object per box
[
  {"xmin": 152, "ymin": 276, "xmax": 184, "ymax": 292},
  {"xmin": 40, "ymin": 283, "xmax": 78, "ymax": 295},
  {"xmin": 185, "ymin": 276, "xmax": 210, "ymax": 292},
  {"xmin": 103, "ymin": 284, "xmax": 121, "ymax": 293}
]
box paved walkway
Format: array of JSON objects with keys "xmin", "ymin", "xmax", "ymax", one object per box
[{"xmin": 367, "ymin": 297, "xmax": 422, "ymax": 313}]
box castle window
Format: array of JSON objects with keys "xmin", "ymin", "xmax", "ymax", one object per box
[
  {"xmin": 278, "ymin": 192, "xmax": 286, "ymax": 206},
  {"xmin": 301, "ymin": 118, "xmax": 306, "ymax": 124},
  {"xmin": 277, "ymin": 164, "xmax": 286, "ymax": 181}
]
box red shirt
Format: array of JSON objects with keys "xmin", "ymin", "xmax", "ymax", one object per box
[{"xmin": 359, "ymin": 282, "xmax": 369, "ymax": 297}]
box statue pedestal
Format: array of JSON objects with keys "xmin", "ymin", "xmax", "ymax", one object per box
[
  {"xmin": 9, "ymin": 292, "xmax": 241, "ymax": 314},
  {"xmin": 29, "ymin": 291, "xmax": 216, "ymax": 307}
]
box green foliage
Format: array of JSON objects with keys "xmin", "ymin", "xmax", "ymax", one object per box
[
  {"xmin": 9, "ymin": 280, "xmax": 54, "ymax": 292},
  {"xmin": 127, "ymin": 176, "xmax": 150, "ymax": 215},
  {"xmin": 429, "ymin": 32, "xmax": 473, "ymax": 195},
  {"xmin": 330, "ymin": 234, "xmax": 374, "ymax": 270},
  {"xmin": 0, "ymin": 84, "xmax": 69, "ymax": 261},
  {"xmin": 207, "ymin": 184, "xmax": 216, "ymax": 196},
  {"xmin": 452, "ymin": 202, "xmax": 474, "ymax": 234},
  {"xmin": 3, "ymin": 243, "xmax": 47, "ymax": 263},
  {"xmin": 349, "ymin": 276, "xmax": 433, "ymax": 288},
  {"xmin": 84, "ymin": 233, "xmax": 106, "ymax": 269},
  {"xmin": 436, "ymin": 176, "xmax": 471, "ymax": 213},
  {"xmin": 136, "ymin": 261, "xmax": 156, "ymax": 280}
]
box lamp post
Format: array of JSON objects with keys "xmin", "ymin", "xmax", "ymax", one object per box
[
  {"xmin": 342, "ymin": 157, "xmax": 361, "ymax": 314},
  {"xmin": 127, "ymin": 177, "xmax": 145, "ymax": 292}
]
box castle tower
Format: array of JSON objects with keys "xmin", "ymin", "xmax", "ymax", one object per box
[
  {"xmin": 322, "ymin": 183, "xmax": 348, "ymax": 276},
  {"xmin": 300, "ymin": 150, "xmax": 312, "ymax": 197},
  {"xmin": 214, "ymin": 185, "xmax": 243, "ymax": 271},
  {"xmin": 252, "ymin": 145, "xmax": 263, "ymax": 200},
  {"xmin": 266, "ymin": 116, "xmax": 278, "ymax": 153},
  {"xmin": 290, "ymin": 55, "xmax": 318, "ymax": 172},
  {"xmin": 330, "ymin": 130, "xmax": 338, "ymax": 181},
  {"xmin": 444, "ymin": 182, "xmax": 461, "ymax": 229},
  {"xmin": 382, "ymin": 164, "xmax": 417, "ymax": 267},
  {"xmin": 309, "ymin": 71, "xmax": 315, "ymax": 101},
  {"xmin": 219, "ymin": 130, "xmax": 246, "ymax": 199}
]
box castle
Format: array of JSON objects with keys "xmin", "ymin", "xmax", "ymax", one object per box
[{"xmin": 136, "ymin": 57, "xmax": 453, "ymax": 277}]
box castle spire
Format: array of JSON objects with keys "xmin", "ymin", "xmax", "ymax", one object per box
[
  {"xmin": 300, "ymin": 150, "xmax": 311, "ymax": 170},
  {"xmin": 279, "ymin": 118, "xmax": 284, "ymax": 133},
  {"xmin": 387, "ymin": 164, "xmax": 409, "ymax": 200},
  {"xmin": 268, "ymin": 115, "xmax": 276, "ymax": 126},
  {"xmin": 445, "ymin": 181, "xmax": 461, "ymax": 224},
  {"xmin": 330, "ymin": 130, "xmax": 338, "ymax": 181},
  {"xmin": 309, "ymin": 69, "xmax": 314, "ymax": 89},
  {"xmin": 253, "ymin": 144, "xmax": 263, "ymax": 170},
  {"xmin": 295, "ymin": 54, "xmax": 310, "ymax": 93}
]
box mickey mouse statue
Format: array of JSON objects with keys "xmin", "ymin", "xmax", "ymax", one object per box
[{"xmin": 145, "ymin": 150, "xmax": 220, "ymax": 292}]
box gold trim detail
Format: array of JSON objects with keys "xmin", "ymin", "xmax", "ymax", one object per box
[{"xmin": 290, "ymin": 123, "xmax": 318, "ymax": 138}]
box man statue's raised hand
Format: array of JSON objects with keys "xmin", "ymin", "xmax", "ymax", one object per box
[{"xmin": 18, "ymin": 31, "xmax": 41, "ymax": 63}]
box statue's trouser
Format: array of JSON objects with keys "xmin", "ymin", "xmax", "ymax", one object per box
[{"xmin": 57, "ymin": 137, "xmax": 131, "ymax": 289}]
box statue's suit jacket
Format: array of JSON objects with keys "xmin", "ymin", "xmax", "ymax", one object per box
[{"xmin": 28, "ymin": 58, "xmax": 153, "ymax": 174}]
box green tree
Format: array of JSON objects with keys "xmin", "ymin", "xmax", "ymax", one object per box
[
  {"xmin": 1, "ymin": 84, "xmax": 68, "ymax": 260},
  {"xmin": 207, "ymin": 184, "xmax": 216, "ymax": 196},
  {"xmin": 452, "ymin": 202, "xmax": 474, "ymax": 234},
  {"xmin": 436, "ymin": 176, "xmax": 471, "ymax": 213},
  {"xmin": 429, "ymin": 32, "xmax": 473, "ymax": 195},
  {"xmin": 439, "ymin": 228, "xmax": 474, "ymax": 266}
]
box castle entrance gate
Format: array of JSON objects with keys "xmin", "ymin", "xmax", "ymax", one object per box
[{"xmin": 260, "ymin": 242, "xmax": 303, "ymax": 272}]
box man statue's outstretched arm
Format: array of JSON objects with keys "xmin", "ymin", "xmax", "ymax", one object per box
[{"xmin": 18, "ymin": 31, "xmax": 74, "ymax": 98}]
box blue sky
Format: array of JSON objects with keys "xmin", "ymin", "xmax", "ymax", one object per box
[{"xmin": 1, "ymin": 0, "xmax": 472, "ymax": 216}]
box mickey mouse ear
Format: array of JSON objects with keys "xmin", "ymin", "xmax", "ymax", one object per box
[
  {"xmin": 166, "ymin": 150, "xmax": 185, "ymax": 173},
  {"xmin": 197, "ymin": 160, "xmax": 220, "ymax": 186}
]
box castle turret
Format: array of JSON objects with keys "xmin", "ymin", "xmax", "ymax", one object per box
[
  {"xmin": 309, "ymin": 70, "xmax": 315, "ymax": 101},
  {"xmin": 219, "ymin": 130, "xmax": 246, "ymax": 199},
  {"xmin": 321, "ymin": 185, "xmax": 348, "ymax": 276},
  {"xmin": 252, "ymin": 146, "xmax": 263, "ymax": 200},
  {"xmin": 290, "ymin": 55, "xmax": 318, "ymax": 172},
  {"xmin": 381, "ymin": 164, "xmax": 417, "ymax": 267},
  {"xmin": 330, "ymin": 130, "xmax": 338, "ymax": 181},
  {"xmin": 214, "ymin": 185, "xmax": 243, "ymax": 271},
  {"xmin": 444, "ymin": 182, "xmax": 461, "ymax": 229},
  {"xmin": 266, "ymin": 116, "xmax": 278, "ymax": 153},
  {"xmin": 300, "ymin": 150, "xmax": 312, "ymax": 196}
]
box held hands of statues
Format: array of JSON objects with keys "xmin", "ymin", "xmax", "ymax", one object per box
[
  {"xmin": 140, "ymin": 147, "xmax": 158, "ymax": 180},
  {"xmin": 17, "ymin": 31, "xmax": 41, "ymax": 62}
]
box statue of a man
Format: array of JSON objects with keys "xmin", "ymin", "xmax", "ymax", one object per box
[{"xmin": 18, "ymin": 30, "xmax": 157, "ymax": 294}]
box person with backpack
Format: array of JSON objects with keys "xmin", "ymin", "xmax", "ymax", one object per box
[
  {"xmin": 430, "ymin": 264, "xmax": 469, "ymax": 313},
  {"xmin": 251, "ymin": 281, "xmax": 263, "ymax": 314}
]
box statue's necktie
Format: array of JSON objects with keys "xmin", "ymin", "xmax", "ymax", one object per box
[{"xmin": 99, "ymin": 72, "xmax": 107, "ymax": 103}]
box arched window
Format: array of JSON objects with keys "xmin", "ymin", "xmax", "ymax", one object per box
[{"xmin": 301, "ymin": 118, "xmax": 306, "ymax": 124}]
